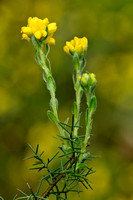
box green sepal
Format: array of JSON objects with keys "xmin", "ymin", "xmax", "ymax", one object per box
[
  {"xmin": 72, "ymin": 102, "xmax": 77, "ymax": 118},
  {"xmin": 47, "ymin": 110, "xmax": 58, "ymax": 123},
  {"xmin": 73, "ymin": 52, "xmax": 79, "ymax": 70},
  {"xmin": 89, "ymin": 95, "xmax": 97, "ymax": 116},
  {"xmin": 50, "ymin": 98, "xmax": 58, "ymax": 111},
  {"xmin": 47, "ymin": 76, "xmax": 56, "ymax": 92}
]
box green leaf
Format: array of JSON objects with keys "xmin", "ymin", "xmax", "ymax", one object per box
[
  {"xmin": 43, "ymin": 71, "xmax": 47, "ymax": 82},
  {"xmin": 89, "ymin": 95, "xmax": 97, "ymax": 115},
  {"xmin": 72, "ymin": 73, "xmax": 76, "ymax": 86},
  {"xmin": 47, "ymin": 110, "xmax": 58, "ymax": 123},
  {"xmin": 72, "ymin": 102, "xmax": 77, "ymax": 118},
  {"xmin": 80, "ymin": 56, "xmax": 86, "ymax": 72},
  {"xmin": 35, "ymin": 50, "xmax": 42, "ymax": 66},
  {"xmin": 47, "ymin": 76, "xmax": 56, "ymax": 92},
  {"xmin": 46, "ymin": 43, "xmax": 50, "ymax": 56}
]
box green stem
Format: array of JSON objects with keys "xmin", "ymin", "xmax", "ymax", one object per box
[
  {"xmin": 39, "ymin": 47, "xmax": 65, "ymax": 136},
  {"xmin": 79, "ymin": 90, "xmax": 92, "ymax": 163},
  {"xmin": 73, "ymin": 69, "xmax": 82, "ymax": 137}
]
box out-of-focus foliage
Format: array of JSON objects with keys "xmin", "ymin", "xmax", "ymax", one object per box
[{"xmin": 0, "ymin": 0, "xmax": 133, "ymax": 199}]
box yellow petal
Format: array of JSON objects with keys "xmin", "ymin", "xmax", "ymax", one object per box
[
  {"xmin": 22, "ymin": 33, "xmax": 30, "ymax": 40},
  {"xmin": 43, "ymin": 18, "xmax": 49, "ymax": 25},
  {"xmin": 63, "ymin": 45, "xmax": 70, "ymax": 54},
  {"xmin": 45, "ymin": 37, "xmax": 55, "ymax": 45},
  {"xmin": 42, "ymin": 30, "xmax": 47, "ymax": 37},
  {"xmin": 21, "ymin": 26, "xmax": 32, "ymax": 35},
  {"xmin": 28, "ymin": 17, "xmax": 32, "ymax": 25},
  {"xmin": 34, "ymin": 30, "xmax": 42, "ymax": 39},
  {"xmin": 74, "ymin": 36, "xmax": 79, "ymax": 48},
  {"xmin": 70, "ymin": 39, "xmax": 74, "ymax": 46},
  {"xmin": 82, "ymin": 37, "xmax": 88, "ymax": 50},
  {"xmin": 48, "ymin": 23, "xmax": 57, "ymax": 34},
  {"xmin": 66, "ymin": 41, "xmax": 74, "ymax": 51}
]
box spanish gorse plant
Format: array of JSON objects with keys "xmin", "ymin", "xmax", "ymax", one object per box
[{"xmin": 1, "ymin": 16, "xmax": 97, "ymax": 200}]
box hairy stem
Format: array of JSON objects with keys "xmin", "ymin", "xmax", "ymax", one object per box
[
  {"xmin": 73, "ymin": 69, "xmax": 82, "ymax": 137},
  {"xmin": 39, "ymin": 47, "xmax": 65, "ymax": 136}
]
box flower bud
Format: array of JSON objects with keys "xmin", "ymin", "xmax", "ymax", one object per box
[
  {"xmin": 79, "ymin": 73, "xmax": 89, "ymax": 87},
  {"xmin": 90, "ymin": 73, "xmax": 96, "ymax": 85}
]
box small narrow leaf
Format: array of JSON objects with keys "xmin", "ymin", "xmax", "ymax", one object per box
[
  {"xmin": 17, "ymin": 189, "xmax": 27, "ymax": 196},
  {"xmin": 43, "ymin": 71, "xmax": 47, "ymax": 82},
  {"xmin": 47, "ymin": 110, "xmax": 58, "ymax": 123},
  {"xmin": 47, "ymin": 76, "xmax": 56, "ymax": 92},
  {"xmin": 80, "ymin": 56, "xmax": 86, "ymax": 72},
  {"xmin": 36, "ymin": 144, "xmax": 39, "ymax": 154},
  {"xmin": 72, "ymin": 73, "xmax": 76, "ymax": 86},
  {"xmin": 46, "ymin": 43, "xmax": 50, "ymax": 56},
  {"xmin": 89, "ymin": 95, "xmax": 97, "ymax": 115},
  {"xmin": 35, "ymin": 50, "xmax": 41, "ymax": 66}
]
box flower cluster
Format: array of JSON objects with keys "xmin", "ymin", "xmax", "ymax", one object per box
[
  {"xmin": 21, "ymin": 17, "xmax": 57, "ymax": 45},
  {"xmin": 64, "ymin": 36, "xmax": 88, "ymax": 55},
  {"xmin": 78, "ymin": 72, "xmax": 96, "ymax": 87}
]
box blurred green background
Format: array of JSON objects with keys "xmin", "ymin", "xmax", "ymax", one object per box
[{"xmin": 0, "ymin": 0, "xmax": 133, "ymax": 199}]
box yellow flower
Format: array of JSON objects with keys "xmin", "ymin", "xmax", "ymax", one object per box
[
  {"xmin": 48, "ymin": 23, "xmax": 57, "ymax": 34},
  {"xmin": 21, "ymin": 17, "xmax": 57, "ymax": 44},
  {"xmin": 64, "ymin": 36, "xmax": 88, "ymax": 55}
]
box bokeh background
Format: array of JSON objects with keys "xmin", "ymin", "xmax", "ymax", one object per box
[{"xmin": 0, "ymin": 0, "xmax": 133, "ymax": 199}]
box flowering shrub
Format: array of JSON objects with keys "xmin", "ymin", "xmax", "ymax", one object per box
[{"xmin": 1, "ymin": 17, "xmax": 97, "ymax": 200}]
